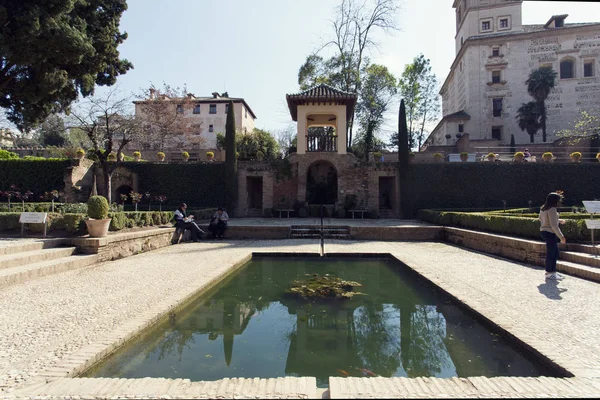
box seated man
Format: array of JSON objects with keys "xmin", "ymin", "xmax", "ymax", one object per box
[
  {"xmin": 208, "ymin": 206, "xmax": 229, "ymax": 239},
  {"xmin": 174, "ymin": 203, "xmax": 206, "ymax": 242}
]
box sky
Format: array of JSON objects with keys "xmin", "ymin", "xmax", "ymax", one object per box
[{"xmin": 96, "ymin": 0, "xmax": 600, "ymax": 140}]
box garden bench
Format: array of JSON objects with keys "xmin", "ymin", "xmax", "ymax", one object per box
[
  {"xmin": 277, "ymin": 209, "xmax": 294, "ymax": 218},
  {"xmin": 348, "ymin": 209, "xmax": 367, "ymax": 219}
]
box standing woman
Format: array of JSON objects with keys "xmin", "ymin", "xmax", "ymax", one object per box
[{"xmin": 539, "ymin": 192, "xmax": 567, "ymax": 280}]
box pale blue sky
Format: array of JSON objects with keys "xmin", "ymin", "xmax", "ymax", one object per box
[{"xmin": 101, "ymin": 0, "xmax": 600, "ymax": 139}]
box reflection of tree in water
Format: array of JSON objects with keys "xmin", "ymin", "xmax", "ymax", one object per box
[{"xmin": 406, "ymin": 305, "xmax": 455, "ymax": 377}]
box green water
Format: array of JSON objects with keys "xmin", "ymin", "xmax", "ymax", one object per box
[{"xmin": 83, "ymin": 257, "xmax": 557, "ymax": 386}]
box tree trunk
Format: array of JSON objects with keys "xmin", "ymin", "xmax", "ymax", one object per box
[{"xmin": 102, "ymin": 167, "xmax": 112, "ymax": 204}]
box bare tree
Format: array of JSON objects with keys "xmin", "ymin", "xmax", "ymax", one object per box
[
  {"xmin": 274, "ymin": 124, "xmax": 297, "ymax": 158},
  {"xmin": 305, "ymin": 0, "xmax": 400, "ymax": 147},
  {"xmin": 135, "ymin": 83, "xmax": 205, "ymax": 152},
  {"xmin": 69, "ymin": 88, "xmax": 142, "ymax": 203}
]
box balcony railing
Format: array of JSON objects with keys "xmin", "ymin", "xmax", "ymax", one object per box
[{"xmin": 306, "ymin": 134, "xmax": 337, "ymax": 152}]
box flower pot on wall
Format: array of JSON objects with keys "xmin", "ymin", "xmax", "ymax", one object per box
[
  {"xmin": 459, "ymin": 153, "xmax": 468, "ymax": 162},
  {"xmin": 85, "ymin": 218, "xmax": 111, "ymax": 238}
]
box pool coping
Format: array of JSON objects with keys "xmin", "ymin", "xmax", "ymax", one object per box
[{"xmin": 9, "ymin": 249, "xmax": 600, "ymax": 399}]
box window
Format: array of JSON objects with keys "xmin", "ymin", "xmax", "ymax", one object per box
[
  {"xmin": 209, "ymin": 125, "xmax": 214, "ymax": 133},
  {"xmin": 491, "ymin": 126, "xmax": 502, "ymax": 140},
  {"xmin": 225, "ymin": 104, "xmax": 229, "ymax": 114},
  {"xmin": 458, "ymin": 124, "xmax": 464, "ymax": 133},
  {"xmin": 492, "ymin": 70, "xmax": 501, "ymax": 84},
  {"xmin": 499, "ymin": 18, "xmax": 509, "ymax": 29},
  {"xmin": 492, "ymin": 98, "xmax": 503, "ymax": 117},
  {"xmin": 492, "ymin": 47, "xmax": 500, "ymax": 57},
  {"xmin": 209, "ymin": 104, "xmax": 217, "ymax": 114},
  {"xmin": 176, "ymin": 104, "xmax": 183, "ymax": 114},
  {"xmin": 560, "ymin": 59, "xmax": 574, "ymax": 79},
  {"xmin": 481, "ymin": 19, "xmax": 492, "ymax": 32},
  {"xmin": 245, "ymin": 108, "xmax": 248, "ymax": 119},
  {"xmin": 193, "ymin": 104, "xmax": 201, "ymax": 114},
  {"xmin": 555, "ymin": 18, "xmax": 564, "ymax": 28},
  {"xmin": 584, "ymin": 61, "xmax": 595, "ymax": 77}
]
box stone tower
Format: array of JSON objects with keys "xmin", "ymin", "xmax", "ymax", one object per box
[{"xmin": 454, "ymin": 0, "xmax": 523, "ymax": 54}]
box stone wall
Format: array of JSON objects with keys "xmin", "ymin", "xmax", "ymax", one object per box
[{"xmin": 63, "ymin": 158, "xmax": 95, "ymax": 203}]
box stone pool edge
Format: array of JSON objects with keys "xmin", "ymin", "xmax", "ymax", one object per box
[{"xmin": 9, "ymin": 250, "xmax": 600, "ymax": 399}]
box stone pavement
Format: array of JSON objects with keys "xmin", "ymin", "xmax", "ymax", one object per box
[{"xmin": 1, "ymin": 238, "xmax": 599, "ymax": 398}]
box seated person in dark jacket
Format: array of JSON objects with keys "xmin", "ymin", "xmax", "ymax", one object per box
[
  {"xmin": 174, "ymin": 203, "xmax": 205, "ymax": 242},
  {"xmin": 208, "ymin": 206, "xmax": 229, "ymax": 239}
]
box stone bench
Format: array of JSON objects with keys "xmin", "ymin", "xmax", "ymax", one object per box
[
  {"xmin": 348, "ymin": 209, "xmax": 367, "ymax": 219},
  {"xmin": 171, "ymin": 227, "xmax": 192, "ymax": 244},
  {"xmin": 277, "ymin": 209, "xmax": 294, "ymax": 218}
]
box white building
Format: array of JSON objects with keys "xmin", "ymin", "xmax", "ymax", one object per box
[
  {"xmin": 133, "ymin": 91, "xmax": 256, "ymax": 154},
  {"xmin": 426, "ymin": 0, "xmax": 600, "ymax": 147}
]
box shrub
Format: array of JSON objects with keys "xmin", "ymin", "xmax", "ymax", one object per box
[
  {"xmin": 76, "ymin": 148, "xmax": 85, "ymax": 157},
  {"xmin": 0, "ymin": 160, "xmax": 70, "ymax": 196},
  {"xmin": 596, "ymin": 153, "xmax": 600, "ymax": 159},
  {"xmin": 542, "ymin": 152, "xmax": 553, "ymax": 158},
  {"xmin": 0, "ymin": 149, "xmax": 19, "ymax": 160},
  {"xmin": 61, "ymin": 203, "xmax": 88, "ymax": 214},
  {"xmin": 181, "ymin": 151, "xmax": 189, "ymax": 159},
  {"xmin": 157, "ymin": 151, "xmax": 165, "ymax": 158},
  {"xmin": 107, "ymin": 153, "xmax": 117, "ymax": 161},
  {"xmin": 460, "ymin": 152, "xmax": 468, "ymax": 157},
  {"xmin": 88, "ymin": 195, "xmax": 109, "ymax": 219},
  {"xmin": 486, "ymin": 152, "xmax": 496, "ymax": 158},
  {"xmin": 434, "ymin": 153, "xmax": 443, "ymax": 159},
  {"xmin": 133, "ymin": 151, "xmax": 141, "ymax": 157},
  {"xmin": 373, "ymin": 151, "xmax": 383, "ymax": 159},
  {"xmin": 570, "ymin": 151, "xmax": 582, "ymax": 159},
  {"xmin": 206, "ymin": 151, "xmax": 214, "ymax": 157}
]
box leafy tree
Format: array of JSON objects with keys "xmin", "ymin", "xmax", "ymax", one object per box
[
  {"xmin": 237, "ymin": 128, "xmax": 280, "ymax": 161},
  {"xmin": 556, "ymin": 110, "xmax": 600, "ymax": 144},
  {"xmin": 224, "ymin": 100, "xmax": 237, "ymax": 214},
  {"xmin": 0, "ymin": 0, "xmax": 132, "ymax": 131},
  {"xmin": 297, "ymin": 0, "xmax": 400, "ymax": 148},
  {"xmin": 516, "ymin": 102, "xmax": 542, "ymax": 143},
  {"xmin": 66, "ymin": 127, "xmax": 93, "ymax": 149},
  {"xmin": 525, "ymin": 67, "xmax": 557, "ymax": 142},
  {"xmin": 355, "ymin": 64, "xmax": 397, "ymax": 160},
  {"xmin": 35, "ymin": 114, "xmax": 67, "ymax": 147},
  {"xmin": 68, "ymin": 88, "xmax": 142, "ymax": 203},
  {"xmin": 396, "ymin": 54, "xmax": 440, "ymax": 150}
]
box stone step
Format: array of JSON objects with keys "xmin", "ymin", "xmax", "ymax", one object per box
[
  {"xmin": 291, "ymin": 234, "xmax": 350, "ymax": 239},
  {"xmin": 0, "ymin": 246, "xmax": 77, "ymax": 270},
  {"xmin": 291, "ymin": 225, "xmax": 350, "ymax": 230},
  {"xmin": 557, "ymin": 260, "xmax": 600, "ymax": 282},
  {"xmin": 560, "ymin": 251, "xmax": 600, "ymax": 268},
  {"xmin": 291, "ymin": 228, "xmax": 349, "ymax": 234},
  {"xmin": 0, "ymin": 238, "xmax": 65, "ymax": 256},
  {"xmin": 564, "ymin": 243, "xmax": 600, "ymax": 256},
  {"xmin": 0, "ymin": 254, "xmax": 100, "ymax": 288}
]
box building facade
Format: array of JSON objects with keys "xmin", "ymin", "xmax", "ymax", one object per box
[
  {"xmin": 427, "ymin": 0, "xmax": 600, "ymax": 148},
  {"xmin": 133, "ymin": 91, "xmax": 256, "ymax": 159}
]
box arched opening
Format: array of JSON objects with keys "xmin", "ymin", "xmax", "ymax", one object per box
[
  {"xmin": 306, "ymin": 114, "xmax": 337, "ymax": 152},
  {"xmin": 306, "ymin": 160, "xmax": 338, "ymax": 205},
  {"xmin": 116, "ymin": 185, "xmax": 133, "ymax": 204},
  {"xmin": 560, "ymin": 58, "xmax": 575, "ymax": 79}
]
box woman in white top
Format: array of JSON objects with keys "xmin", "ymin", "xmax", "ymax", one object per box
[{"xmin": 539, "ymin": 192, "xmax": 567, "ymax": 280}]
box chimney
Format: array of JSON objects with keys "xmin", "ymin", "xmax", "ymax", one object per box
[
  {"xmin": 149, "ymin": 88, "xmax": 156, "ymax": 99},
  {"xmin": 212, "ymin": 92, "xmax": 220, "ymax": 99}
]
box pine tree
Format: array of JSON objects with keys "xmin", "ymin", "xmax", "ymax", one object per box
[{"xmin": 225, "ymin": 100, "xmax": 237, "ymax": 215}]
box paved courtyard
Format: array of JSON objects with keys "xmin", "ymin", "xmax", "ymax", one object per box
[{"xmin": 1, "ymin": 237, "xmax": 600, "ymax": 398}]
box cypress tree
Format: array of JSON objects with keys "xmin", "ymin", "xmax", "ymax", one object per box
[
  {"xmin": 510, "ymin": 134, "xmax": 516, "ymax": 154},
  {"xmin": 225, "ymin": 100, "xmax": 237, "ymax": 215},
  {"xmin": 398, "ymin": 99, "xmax": 411, "ymax": 218}
]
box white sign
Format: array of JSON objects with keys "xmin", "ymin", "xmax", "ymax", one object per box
[
  {"xmin": 19, "ymin": 212, "xmax": 47, "ymax": 224},
  {"xmin": 583, "ymin": 201, "xmax": 600, "ymax": 214},
  {"xmin": 585, "ymin": 220, "xmax": 600, "ymax": 230}
]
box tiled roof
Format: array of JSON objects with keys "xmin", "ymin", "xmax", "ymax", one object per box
[{"xmin": 286, "ymin": 84, "xmax": 357, "ymax": 122}]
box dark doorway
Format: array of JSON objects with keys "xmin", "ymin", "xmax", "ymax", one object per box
[
  {"xmin": 379, "ymin": 177, "xmax": 394, "ymax": 210},
  {"xmin": 246, "ymin": 177, "xmax": 263, "ymax": 210},
  {"xmin": 116, "ymin": 185, "xmax": 133, "ymax": 204},
  {"xmin": 306, "ymin": 161, "xmax": 337, "ymax": 205}
]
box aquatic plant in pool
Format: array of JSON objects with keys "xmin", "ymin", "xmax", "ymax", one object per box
[{"xmin": 83, "ymin": 256, "xmax": 559, "ymax": 387}]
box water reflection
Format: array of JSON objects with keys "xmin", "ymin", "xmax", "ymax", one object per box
[{"xmin": 84, "ymin": 258, "xmax": 555, "ymax": 385}]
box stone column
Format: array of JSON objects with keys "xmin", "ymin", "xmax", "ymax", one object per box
[
  {"xmin": 337, "ymin": 109, "xmax": 347, "ymax": 154},
  {"xmin": 297, "ymin": 107, "xmax": 307, "ymax": 155}
]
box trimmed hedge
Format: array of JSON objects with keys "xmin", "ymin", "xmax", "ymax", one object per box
[
  {"xmin": 126, "ymin": 163, "xmax": 226, "ymax": 208},
  {"xmin": 0, "ymin": 159, "xmax": 71, "ymax": 194},
  {"xmin": 405, "ymin": 163, "xmax": 600, "ymax": 215},
  {"xmin": 419, "ymin": 209, "xmax": 591, "ymax": 243}
]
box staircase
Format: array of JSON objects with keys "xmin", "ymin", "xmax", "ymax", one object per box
[
  {"xmin": 290, "ymin": 225, "xmax": 350, "ymax": 239},
  {"xmin": 557, "ymin": 244, "xmax": 600, "ymax": 282},
  {"xmin": 0, "ymin": 239, "xmax": 99, "ymax": 289}
]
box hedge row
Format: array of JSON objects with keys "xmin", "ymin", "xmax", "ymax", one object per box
[
  {"xmin": 418, "ymin": 209, "xmax": 592, "ymax": 242},
  {"xmin": 0, "ymin": 211, "xmax": 174, "ymax": 234},
  {"xmin": 405, "ymin": 163, "xmax": 600, "ymax": 215},
  {"xmin": 0, "ymin": 159, "xmax": 71, "ymax": 194}
]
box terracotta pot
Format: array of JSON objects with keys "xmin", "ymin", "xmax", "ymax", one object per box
[
  {"xmin": 134, "ymin": 155, "xmax": 141, "ymax": 162},
  {"xmin": 542, "ymin": 156, "xmax": 552, "ymax": 162},
  {"xmin": 158, "ymin": 156, "xmax": 165, "ymax": 162},
  {"xmin": 514, "ymin": 155, "xmax": 524, "ymax": 162},
  {"xmin": 486, "ymin": 155, "xmax": 496, "ymax": 162},
  {"xmin": 85, "ymin": 218, "xmax": 111, "ymax": 238},
  {"xmin": 460, "ymin": 154, "xmax": 468, "ymax": 162}
]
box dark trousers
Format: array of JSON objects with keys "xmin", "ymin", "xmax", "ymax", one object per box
[
  {"xmin": 540, "ymin": 231, "xmax": 559, "ymax": 273},
  {"xmin": 209, "ymin": 221, "xmax": 227, "ymax": 238},
  {"xmin": 177, "ymin": 221, "xmax": 203, "ymax": 241}
]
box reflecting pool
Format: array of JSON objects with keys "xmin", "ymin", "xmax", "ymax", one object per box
[{"xmin": 83, "ymin": 256, "xmax": 558, "ymax": 386}]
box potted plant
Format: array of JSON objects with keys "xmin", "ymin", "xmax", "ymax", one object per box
[
  {"xmin": 373, "ymin": 151, "xmax": 383, "ymax": 162},
  {"xmin": 433, "ymin": 153, "xmax": 443, "ymax": 163},
  {"xmin": 460, "ymin": 152, "xmax": 469, "ymax": 162},
  {"xmin": 596, "ymin": 153, "xmax": 600, "ymax": 162},
  {"xmin": 486, "ymin": 152, "xmax": 496, "ymax": 162},
  {"xmin": 182, "ymin": 151, "xmax": 190, "ymax": 162},
  {"xmin": 206, "ymin": 151, "xmax": 215, "ymax": 162},
  {"xmin": 542, "ymin": 152, "xmax": 554, "ymax": 162},
  {"xmin": 133, "ymin": 151, "xmax": 142, "ymax": 162},
  {"xmin": 570, "ymin": 151, "xmax": 582, "ymax": 162},
  {"xmin": 408, "ymin": 152, "xmax": 416, "ymax": 162},
  {"xmin": 157, "ymin": 151, "xmax": 166, "ymax": 162},
  {"xmin": 85, "ymin": 195, "xmax": 111, "ymax": 237},
  {"xmin": 514, "ymin": 151, "xmax": 525, "ymax": 162},
  {"xmin": 75, "ymin": 148, "xmax": 85, "ymax": 160},
  {"xmin": 107, "ymin": 152, "xmax": 117, "ymax": 162}
]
